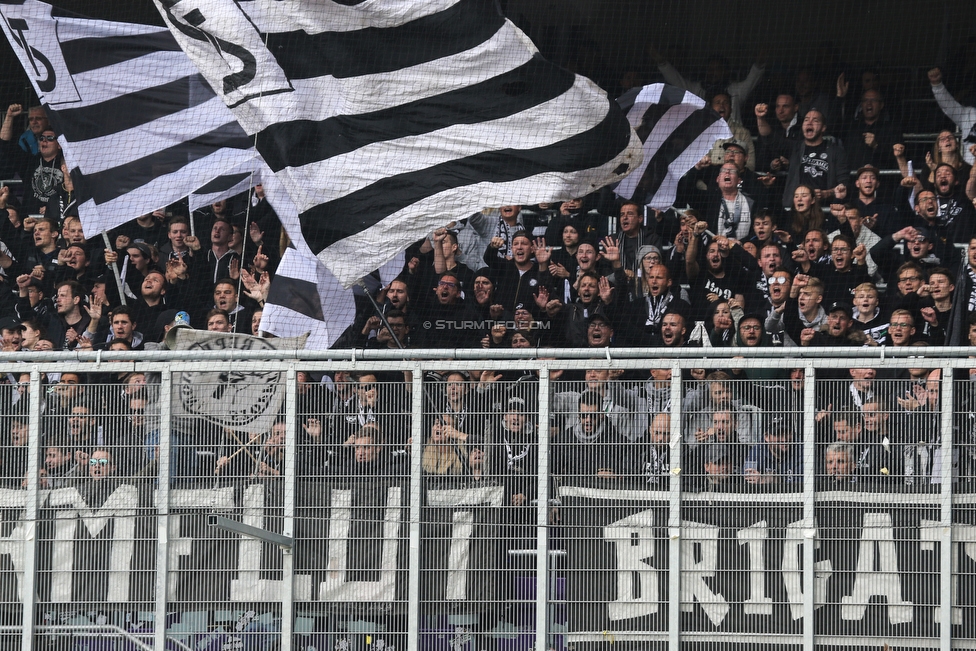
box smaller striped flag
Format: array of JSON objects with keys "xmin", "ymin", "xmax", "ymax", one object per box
[{"xmin": 614, "ymin": 84, "xmax": 732, "ymax": 209}]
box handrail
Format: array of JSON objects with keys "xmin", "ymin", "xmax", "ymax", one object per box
[
  {"xmin": 0, "ymin": 344, "xmax": 973, "ymax": 363},
  {"xmin": 0, "ymin": 624, "xmax": 159, "ymax": 651}
]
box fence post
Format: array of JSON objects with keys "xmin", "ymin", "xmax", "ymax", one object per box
[
  {"xmin": 407, "ymin": 367, "xmax": 424, "ymax": 651},
  {"xmin": 154, "ymin": 370, "xmax": 173, "ymax": 651},
  {"xmin": 20, "ymin": 367, "xmax": 42, "ymax": 651},
  {"xmin": 802, "ymin": 365, "xmax": 816, "ymax": 651},
  {"xmin": 668, "ymin": 362, "xmax": 682, "ymax": 651},
  {"xmin": 536, "ymin": 364, "xmax": 551, "ymax": 651},
  {"xmin": 938, "ymin": 364, "xmax": 953, "ymax": 651},
  {"xmin": 281, "ymin": 367, "xmax": 297, "ymax": 651}
]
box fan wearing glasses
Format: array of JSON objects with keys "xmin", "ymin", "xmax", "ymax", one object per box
[
  {"xmin": 88, "ymin": 449, "xmax": 116, "ymax": 483},
  {"xmin": 20, "ymin": 127, "xmax": 65, "ymax": 216}
]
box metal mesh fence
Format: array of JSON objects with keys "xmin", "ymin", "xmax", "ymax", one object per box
[{"xmin": 0, "ymin": 358, "xmax": 972, "ymax": 650}]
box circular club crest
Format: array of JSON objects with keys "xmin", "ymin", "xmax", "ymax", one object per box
[{"xmin": 178, "ymin": 336, "xmax": 283, "ymax": 427}]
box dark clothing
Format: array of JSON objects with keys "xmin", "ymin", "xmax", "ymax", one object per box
[
  {"xmin": 778, "ymin": 138, "xmax": 849, "ymax": 210},
  {"xmin": 844, "ymin": 113, "xmax": 902, "ymax": 171},
  {"xmin": 869, "ymin": 234, "xmax": 946, "ymax": 286},
  {"xmin": 553, "ymin": 419, "xmax": 632, "ymax": 478},
  {"xmin": 483, "ymin": 253, "xmax": 542, "ymax": 314},
  {"xmin": 852, "ymin": 198, "xmax": 904, "ymax": 239},
  {"xmin": 819, "ymin": 264, "xmax": 871, "ymax": 306}
]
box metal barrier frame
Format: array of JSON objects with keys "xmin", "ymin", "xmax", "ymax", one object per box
[{"xmin": 3, "ymin": 347, "xmax": 974, "ymax": 651}]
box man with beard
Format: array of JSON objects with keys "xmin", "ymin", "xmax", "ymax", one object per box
[
  {"xmin": 128, "ymin": 270, "xmax": 168, "ymax": 342},
  {"xmin": 684, "ymin": 223, "xmax": 753, "ymax": 321},
  {"xmin": 658, "ymin": 310, "xmax": 689, "ymax": 348},
  {"xmin": 844, "ymin": 90, "xmax": 901, "ymax": 171},
  {"xmin": 414, "ymin": 271, "xmax": 479, "ymax": 348},
  {"xmin": 484, "ymin": 230, "xmax": 542, "ymax": 313},
  {"xmin": 790, "ymin": 229, "xmax": 832, "ymax": 276},
  {"xmin": 819, "ymin": 234, "xmax": 871, "ymax": 306},
  {"xmin": 49, "ymin": 280, "xmax": 91, "ymax": 351},
  {"xmin": 928, "ymin": 164, "xmax": 976, "ymax": 245},
  {"xmin": 618, "ymin": 262, "xmax": 689, "ymax": 346},
  {"xmin": 776, "ymin": 109, "xmax": 849, "ymax": 209},
  {"xmin": 553, "ymin": 368, "xmax": 645, "ymax": 441},
  {"xmin": 554, "ymin": 390, "xmax": 631, "ymax": 478},
  {"xmin": 800, "ymin": 300, "xmax": 863, "ymax": 348},
  {"xmin": 616, "ymin": 202, "xmax": 663, "ymax": 281},
  {"xmin": 851, "ymin": 165, "xmax": 902, "ymax": 238},
  {"xmin": 682, "ymin": 371, "xmax": 760, "ymax": 451},
  {"xmin": 359, "ymin": 276, "xmax": 418, "ymax": 343}
]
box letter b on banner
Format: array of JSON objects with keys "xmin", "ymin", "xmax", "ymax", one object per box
[{"xmin": 603, "ymin": 510, "xmax": 659, "ymax": 621}]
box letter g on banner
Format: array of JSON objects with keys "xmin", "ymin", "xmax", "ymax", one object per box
[
  {"xmin": 0, "ymin": 1, "xmax": 82, "ymax": 106},
  {"xmin": 154, "ymin": 0, "xmax": 292, "ymax": 130}
]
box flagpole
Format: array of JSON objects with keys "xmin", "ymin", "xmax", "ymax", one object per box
[
  {"xmin": 356, "ymin": 279, "xmax": 403, "ymax": 349},
  {"xmin": 100, "ymin": 231, "xmax": 127, "ymax": 306}
]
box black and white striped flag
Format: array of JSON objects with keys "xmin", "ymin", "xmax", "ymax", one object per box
[
  {"xmin": 0, "ymin": 1, "xmax": 357, "ymax": 349},
  {"xmin": 0, "ymin": 0, "xmax": 258, "ymax": 233},
  {"xmin": 153, "ymin": 0, "xmax": 644, "ymax": 287},
  {"xmin": 187, "ymin": 162, "xmax": 261, "ymax": 213},
  {"xmin": 614, "ymin": 83, "xmax": 732, "ymax": 209}
]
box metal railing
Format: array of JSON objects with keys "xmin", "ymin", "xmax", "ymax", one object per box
[{"xmin": 0, "ymin": 348, "xmax": 973, "ymax": 651}]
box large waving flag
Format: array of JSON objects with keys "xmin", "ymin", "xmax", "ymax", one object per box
[
  {"xmin": 0, "ymin": 1, "xmax": 355, "ymax": 349},
  {"xmin": 152, "ymin": 0, "xmax": 644, "ymax": 287},
  {"xmin": 614, "ymin": 83, "xmax": 732, "ymax": 209},
  {"xmin": 0, "ymin": 0, "xmax": 258, "ymax": 233}
]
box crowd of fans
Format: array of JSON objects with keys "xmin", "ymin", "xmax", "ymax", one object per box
[{"xmin": 0, "ymin": 63, "xmax": 975, "ymax": 496}]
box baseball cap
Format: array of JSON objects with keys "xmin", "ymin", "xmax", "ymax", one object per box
[
  {"xmin": 914, "ymin": 226, "xmax": 934, "ymax": 242},
  {"xmin": 0, "ymin": 317, "xmax": 25, "ymax": 332},
  {"xmin": 722, "ymin": 140, "xmax": 747, "ymax": 153},
  {"xmin": 826, "ymin": 300, "xmax": 853, "ymax": 318},
  {"xmin": 856, "ymin": 164, "xmax": 879, "ymax": 179}
]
